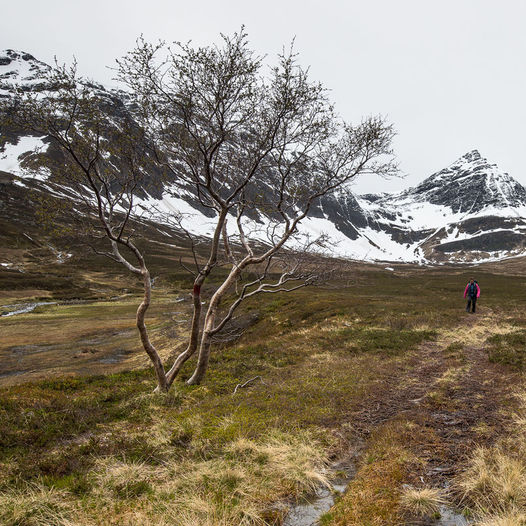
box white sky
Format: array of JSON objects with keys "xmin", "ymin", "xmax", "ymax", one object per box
[{"xmin": 3, "ymin": 0, "xmax": 526, "ymax": 193}]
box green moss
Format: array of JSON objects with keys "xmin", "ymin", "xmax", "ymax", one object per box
[{"xmin": 43, "ymin": 473, "xmax": 91, "ymax": 496}]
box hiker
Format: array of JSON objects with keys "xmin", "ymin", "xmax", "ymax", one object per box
[{"xmin": 463, "ymin": 278, "xmax": 480, "ymax": 313}]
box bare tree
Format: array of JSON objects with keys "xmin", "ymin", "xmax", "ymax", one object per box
[
  {"xmin": 117, "ymin": 29, "xmax": 396, "ymax": 385},
  {"xmin": 4, "ymin": 30, "xmax": 395, "ymax": 391}
]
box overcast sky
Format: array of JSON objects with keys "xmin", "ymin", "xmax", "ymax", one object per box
[{"xmin": 3, "ymin": 0, "xmax": 526, "ymax": 193}]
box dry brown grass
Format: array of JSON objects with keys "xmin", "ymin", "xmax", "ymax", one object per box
[
  {"xmin": 400, "ymin": 487, "xmax": 447, "ymax": 516},
  {"xmin": 164, "ymin": 431, "xmax": 329, "ymax": 524},
  {"xmin": 459, "ymin": 446, "xmax": 526, "ymax": 509},
  {"xmin": 435, "ymin": 365, "xmax": 470, "ymax": 386},
  {"xmin": 0, "ymin": 483, "xmax": 91, "ymax": 526},
  {"xmin": 4, "ymin": 429, "xmax": 327, "ymax": 526},
  {"xmin": 457, "ymin": 390, "xmax": 526, "ymax": 524},
  {"xmin": 440, "ymin": 313, "xmax": 515, "ymax": 345},
  {"xmin": 476, "ymin": 510, "xmax": 526, "ymax": 526}
]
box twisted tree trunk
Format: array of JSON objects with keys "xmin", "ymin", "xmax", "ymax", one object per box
[
  {"xmin": 138, "ymin": 268, "xmax": 168, "ymax": 392},
  {"xmin": 186, "ymin": 306, "xmax": 216, "ymax": 385},
  {"xmin": 187, "ymin": 264, "xmax": 243, "ymax": 384},
  {"xmin": 165, "ymin": 283, "xmax": 202, "ymax": 386}
]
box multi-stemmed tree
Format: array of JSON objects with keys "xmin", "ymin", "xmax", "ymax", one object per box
[{"xmin": 3, "ymin": 30, "xmax": 395, "ymax": 391}]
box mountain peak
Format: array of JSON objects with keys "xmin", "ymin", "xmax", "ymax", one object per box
[
  {"xmin": 443, "ymin": 149, "xmax": 504, "ymax": 177},
  {"xmin": 402, "ymin": 149, "xmax": 526, "ymax": 213},
  {"xmin": 0, "ymin": 50, "xmax": 51, "ymax": 96},
  {"xmin": 450, "ymin": 149, "xmax": 499, "ymax": 170},
  {"xmin": 459, "ymin": 149, "xmax": 483, "ymax": 163}
]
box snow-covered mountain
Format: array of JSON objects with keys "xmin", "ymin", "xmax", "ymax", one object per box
[
  {"xmin": 351, "ymin": 150, "xmax": 526, "ymax": 263},
  {"xmin": 2, "ymin": 49, "xmax": 526, "ymax": 264}
]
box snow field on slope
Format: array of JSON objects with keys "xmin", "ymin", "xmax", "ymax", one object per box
[
  {"xmin": 0, "ymin": 136, "xmax": 48, "ymax": 177},
  {"xmin": 137, "ymin": 192, "xmax": 427, "ymax": 262}
]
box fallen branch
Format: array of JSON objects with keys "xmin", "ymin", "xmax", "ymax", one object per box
[{"xmin": 233, "ymin": 375, "xmax": 263, "ymax": 395}]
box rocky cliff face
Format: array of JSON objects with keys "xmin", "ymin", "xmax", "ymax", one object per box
[{"xmin": 1, "ymin": 50, "xmax": 526, "ymax": 264}]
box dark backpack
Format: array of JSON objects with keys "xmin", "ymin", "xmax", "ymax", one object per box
[{"xmin": 468, "ymin": 282, "xmax": 478, "ymax": 297}]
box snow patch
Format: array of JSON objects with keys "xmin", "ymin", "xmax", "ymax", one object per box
[{"xmin": 0, "ymin": 136, "xmax": 48, "ymax": 177}]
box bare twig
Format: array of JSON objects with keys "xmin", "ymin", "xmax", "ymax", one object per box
[{"xmin": 233, "ymin": 375, "xmax": 263, "ymax": 395}]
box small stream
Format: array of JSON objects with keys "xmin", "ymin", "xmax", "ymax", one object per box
[
  {"xmin": 1, "ymin": 295, "xmax": 188, "ymax": 319},
  {"xmin": 1, "ymin": 301, "xmax": 57, "ymax": 317},
  {"xmin": 283, "ymin": 486, "xmax": 470, "ymax": 526},
  {"xmin": 437, "ymin": 505, "xmax": 471, "ymax": 525},
  {"xmin": 283, "ymin": 459, "xmax": 355, "ymax": 526}
]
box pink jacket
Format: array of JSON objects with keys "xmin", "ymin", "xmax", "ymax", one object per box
[{"xmin": 464, "ymin": 283, "xmax": 480, "ymax": 298}]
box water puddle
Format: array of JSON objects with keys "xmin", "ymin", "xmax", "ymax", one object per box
[
  {"xmin": 283, "ymin": 459, "xmax": 356, "ymax": 526},
  {"xmin": 1, "ymin": 301, "xmax": 56, "ymax": 317},
  {"xmin": 283, "ymin": 481, "xmax": 348, "ymax": 526},
  {"xmin": 437, "ymin": 505, "xmax": 472, "ymax": 525}
]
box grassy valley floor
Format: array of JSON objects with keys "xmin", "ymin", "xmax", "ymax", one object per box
[{"xmin": 1, "ymin": 265, "xmax": 526, "ymax": 525}]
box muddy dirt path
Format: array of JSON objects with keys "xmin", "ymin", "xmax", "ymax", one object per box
[
  {"xmin": 351, "ymin": 307, "xmax": 515, "ymax": 456},
  {"xmin": 295, "ymin": 307, "xmax": 521, "ymax": 525}
]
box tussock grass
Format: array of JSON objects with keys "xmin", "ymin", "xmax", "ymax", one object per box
[
  {"xmin": 477, "ymin": 510, "xmax": 526, "ymax": 526},
  {"xmin": 94, "ymin": 430, "xmax": 326, "ymax": 524},
  {"xmin": 457, "ymin": 390, "xmax": 526, "ymax": 523},
  {"xmin": 459, "ymin": 446, "xmax": 526, "ymax": 509},
  {"xmin": 441, "ymin": 314, "xmax": 515, "ymax": 346},
  {"xmin": 0, "ymin": 430, "xmax": 328, "ymax": 525},
  {"xmin": 0, "ymin": 483, "xmax": 88, "ymax": 526},
  {"xmin": 400, "ymin": 487, "xmax": 446, "ymax": 516},
  {"xmin": 487, "ymin": 330, "xmax": 526, "ymax": 370},
  {"xmin": 162, "ymin": 431, "xmax": 329, "ymax": 523},
  {"xmin": 95, "ymin": 459, "xmax": 155, "ymax": 499}
]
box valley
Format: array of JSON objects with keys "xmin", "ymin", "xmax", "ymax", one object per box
[
  {"xmin": 2, "ymin": 37, "xmax": 526, "ymax": 526},
  {"xmin": 1, "ymin": 234, "xmax": 526, "ymax": 524}
]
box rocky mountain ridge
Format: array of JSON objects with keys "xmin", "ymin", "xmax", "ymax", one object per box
[{"xmin": 1, "ymin": 49, "xmax": 525, "ymax": 264}]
